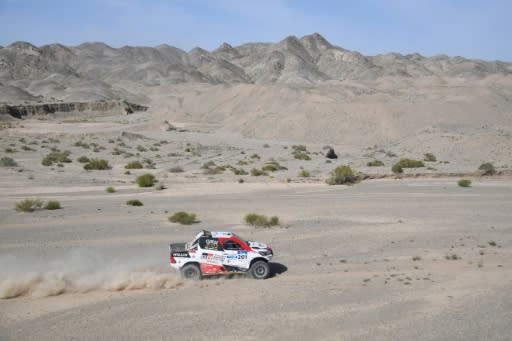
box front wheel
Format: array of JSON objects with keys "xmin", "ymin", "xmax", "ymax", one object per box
[
  {"xmin": 181, "ymin": 263, "xmax": 201, "ymax": 280},
  {"xmin": 249, "ymin": 260, "xmax": 270, "ymax": 280}
]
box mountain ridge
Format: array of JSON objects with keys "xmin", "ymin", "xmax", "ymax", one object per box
[{"xmin": 1, "ymin": 33, "xmax": 511, "ymax": 104}]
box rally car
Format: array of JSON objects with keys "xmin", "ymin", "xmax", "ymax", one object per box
[{"xmin": 169, "ymin": 230, "xmax": 274, "ymax": 280}]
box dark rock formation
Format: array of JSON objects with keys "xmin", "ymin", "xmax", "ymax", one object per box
[
  {"xmin": 326, "ymin": 148, "xmax": 338, "ymax": 159},
  {"xmin": 0, "ymin": 100, "xmax": 148, "ymax": 119}
]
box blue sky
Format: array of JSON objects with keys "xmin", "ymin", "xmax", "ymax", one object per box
[{"xmin": 0, "ymin": 0, "xmax": 510, "ymax": 61}]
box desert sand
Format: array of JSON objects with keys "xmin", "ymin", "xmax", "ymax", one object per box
[{"xmin": 0, "ymin": 33, "xmax": 511, "ymax": 340}]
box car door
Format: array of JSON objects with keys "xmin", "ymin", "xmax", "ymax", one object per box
[
  {"xmin": 198, "ymin": 237, "xmax": 224, "ymax": 265},
  {"xmin": 222, "ymin": 240, "xmax": 249, "ymax": 269}
]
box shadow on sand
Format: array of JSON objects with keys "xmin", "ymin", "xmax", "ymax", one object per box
[{"xmin": 269, "ymin": 262, "xmax": 288, "ymax": 278}]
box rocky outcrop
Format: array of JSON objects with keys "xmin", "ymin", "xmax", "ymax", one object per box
[{"xmin": 0, "ymin": 100, "xmax": 148, "ymax": 119}]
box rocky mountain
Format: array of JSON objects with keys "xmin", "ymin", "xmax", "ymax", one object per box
[{"xmin": 1, "ymin": 33, "xmax": 511, "ymax": 104}]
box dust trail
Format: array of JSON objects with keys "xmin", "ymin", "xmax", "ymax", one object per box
[{"xmin": 0, "ymin": 250, "xmax": 183, "ymax": 299}]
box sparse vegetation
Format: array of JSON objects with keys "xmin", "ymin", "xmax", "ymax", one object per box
[
  {"xmin": 367, "ymin": 160, "xmax": 384, "ymax": 167},
  {"xmin": 298, "ymin": 170, "xmax": 311, "ymax": 177},
  {"xmin": 77, "ymin": 156, "xmax": 90, "ymax": 163},
  {"xmin": 126, "ymin": 199, "xmax": 143, "ymax": 206},
  {"xmin": 83, "ymin": 159, "xmax": 110, "ymax": 170},
  {"xmin": 250, "ymin": 168, "xmax": 267, "ymax": 176},
  {"xmin": 326, "ymin": 165, "xmax": 359, "ymax": 185},
  {"xmin": 424, "ymin": 153, "xmax": 437, "ymax": 162},
  {"xmin": 125, "ymin": 160, "xmax": 143, "ymax": 169},
  {"xmin": 169, "ymin": 166, "xmax": 184, "ymax": 173},
  {"xmin": 44, "ymin": 200, "xmax": 61, "ymax": 210},
  {"xmin": 106, "ymin": 186, "xmax": 116, "ymax": 193},
  {"xmin": 168, "ymin": 211, "xmax": 197, "ymax": 225},
  {"xmin": 261, "ymin": 161, "xmax": 287, "ymax": 172},
  {"xmin": 0, "ymin": 157, "xmax": 18, "ymax": 167},
  {"xmin": 445, "ymin": 254, "xmax": 461, "ymax": 260},
  {"xmin": 244, "ymin": 213, "xmax": 280, "ymax": 228},
  {"xmin": 15, "ymin": 198, "xmax": 43, "ymax": 212},
  {"xmin": 42, "ymin": 151, "xmax": 72, "ymax": 166},
  {"xmin": 74, "ymin": 141, "xmax": 90, "ymax": 149},
  {"xmin": 391, "ymin": 158, "xmax": 424, "ymax": 173},
  {"xmin": 479, "ymin": 162, "xmax": 496, "ymax": 176},
  {"xmin": 458, "ymin": 179, "xmax": 472, "ymax": 187},
  {"xmin": 136, "ymin": 173, "xmax": 156, "ymax": 187},
  {"xmin": 228, "ymin": 166, "xmax": 248, "ymax": 175}
]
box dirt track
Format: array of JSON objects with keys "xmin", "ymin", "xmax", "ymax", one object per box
[{"xmin": 1, "ymin": 177, "xmax": 511, "ymax": 340}]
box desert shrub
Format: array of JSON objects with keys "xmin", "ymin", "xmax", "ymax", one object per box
[
  {"xmin": 326, "ymin": 165, "xmax": 359, "ymax": 185},
  {"xmin": 77, "ymin": 156, "xmax": 90, "ymax": 163},
  {"xmin": 392, "ymin": 163, "xmax": 403, "ymax": 174},
  {"xmin": 136, "ymin": 173, "xmax": 156, "ymax": 187},
  {"xmin": 478, "ymin": 162, "xmax": 496, "ymax": 176},
  {"xmin": 385, "ymin": 151, "xmax": 397, "ymax": 157},
  {"xmin": 263, "ymin": 143, "xmax": 270, "ymax": 148},
  {"xmin": 83, "ymin": 159, "xmax": 110, "ymax": 170},
  {"xmin": 42, "ymin": 151, "xmax": 72, "ymax": 166},
  {"xmin": 168, "ymin": 211, "xmax": 197, "ymax": 225},
  {"xmin": 367, "ymin": 160, "xmax": 384, "ymax": 167},
  {"xmin": 15, "ymin": 198, "xmax": 43, "ymax": 212},
  {"xmin": 395, "ymin": 158, "xmax": 425, "ymax": 168},
  {"xmin": 458, "ymin": 179, "xmax": 472, "ymax": 187},
  {"xmin": 424, "ymin": 153, "xmax": 437, "ymax": 162},
  {"xmin": 250, "ymin": 153, "xmax": 260, "ymax": 159},
  {"xmin": 250, "ymin": 168, "xmax": 267, "ymax": 176},
  {"xmin": 149, "ymin": 146, "xmax": 159, "ymax": 151},
  {"xmin": 126, "ymin": 199, "xmax": 143, "ymax": 206},
  {"xmin": 125, "ymin": 160, "xmax": 143, "ymax": 169},
  {"xmin": 262, "ymin": 161, "xmax": 287, "ymax": 172},
  {"xmin": 293, "ymin": 150, "xmax": 311, "ymax": 160},
  {"xmin": 21, "ymin": 145, "xmax": 35, "ymax": 151},
  {"xmin": 392, "ymin": 158, "xmax": 424, "ymax": 173},
  {"xmin": 292, "ymin": 145, "xmax": 307, "ymax": 152},
  {"xmin": 44, "ymin": 200, "xmax": 61, "ymax": 210},
  {"xmin": 106, "ymin": 186, "xmax": 116, "ymax": 193},
  {"xmin": 74, "ymin": 141, "xmax": 90, "ymax": 149},
  {"xmin": 0, "ymin": 157, "xmax": 18, "ymax": 167},
  {"xmin": 169, "ymin": 166, "xmax": 184, "ymax": 173},
  {"xmin": 244, "ymin": 213, "xmax": 280, "ymax": 228},
  {"xmin": 325, "ymin": 148, "xmax": 338, "ymax": 159},
  {"xmin": 298, "ymin": 170, "xmax": 311, "ymax": 177},
  {"xmin": 229, "ymin": 167, "xmax": 248, "ymax": 175},
  {"xmin": 5, "ymin": 147, "xmax": 16, "ymax": 153},
  {"xmin": 136, "ymin": 145, "xmax": 147, "ymax": 152},
  {"xmin": 201, "ymin": 161, "xmax": 216, "ymax": 169}
]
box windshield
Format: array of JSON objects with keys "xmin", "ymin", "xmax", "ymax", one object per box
[{"xmin": 232, "ymin": 234, "xmax": 249, "ymax": 245}]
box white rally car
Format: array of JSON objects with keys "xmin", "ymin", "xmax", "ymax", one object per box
[{"xmin": 169, "ymin": 230, "xmax": 274, "ymax": 280}]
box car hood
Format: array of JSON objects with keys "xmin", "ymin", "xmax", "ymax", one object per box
[{"xmin": 248, "ymin": 241, "xmax": 271, "ymax": 251}]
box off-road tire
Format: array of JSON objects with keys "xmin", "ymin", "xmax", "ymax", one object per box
[
  {"xmin": 249, "ymin": 260, "xmax": 270, "ymax": 280},
  {"xmin": 181, "ymin": 263, "xmax": 201, "ymax": 280}
]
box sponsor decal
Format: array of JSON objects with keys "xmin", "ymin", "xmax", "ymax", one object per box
[
  {"xmin": 201, "ymin": 252, "xmax": 223, "ymax": 264},
  {"xmin": 172, "ymin": 252, "xmax": 190, "ymax": 258}
]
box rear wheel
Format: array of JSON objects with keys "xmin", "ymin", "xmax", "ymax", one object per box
[
  {"xmin": 181, "ymin": 263, "xmax": 201, "ymax": 280},
  {"xmin": 249, "ymin": 260, "xmax": 270, "ymax": 280}
]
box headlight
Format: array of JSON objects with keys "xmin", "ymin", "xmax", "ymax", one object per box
[{"xmin": 258, "ymin": 250, "xmax": 272, "ymax": 256}]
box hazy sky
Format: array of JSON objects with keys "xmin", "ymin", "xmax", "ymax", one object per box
[{"xmin": 1, "ymin": 0, "xmax": 510, "ymax": 60}]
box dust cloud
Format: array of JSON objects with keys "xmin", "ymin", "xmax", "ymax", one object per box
[{"xmin": 0, "ymin": 249, "xmax": 182, "ymax": 299}]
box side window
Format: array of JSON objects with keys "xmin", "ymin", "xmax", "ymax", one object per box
[
  {"xmin": 223, "ymin": 240, "xmax": 242, "ymax": 250},
  {"xmin": 199, "ymin": 237, "xmax": 223, "ymax": 251}
]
